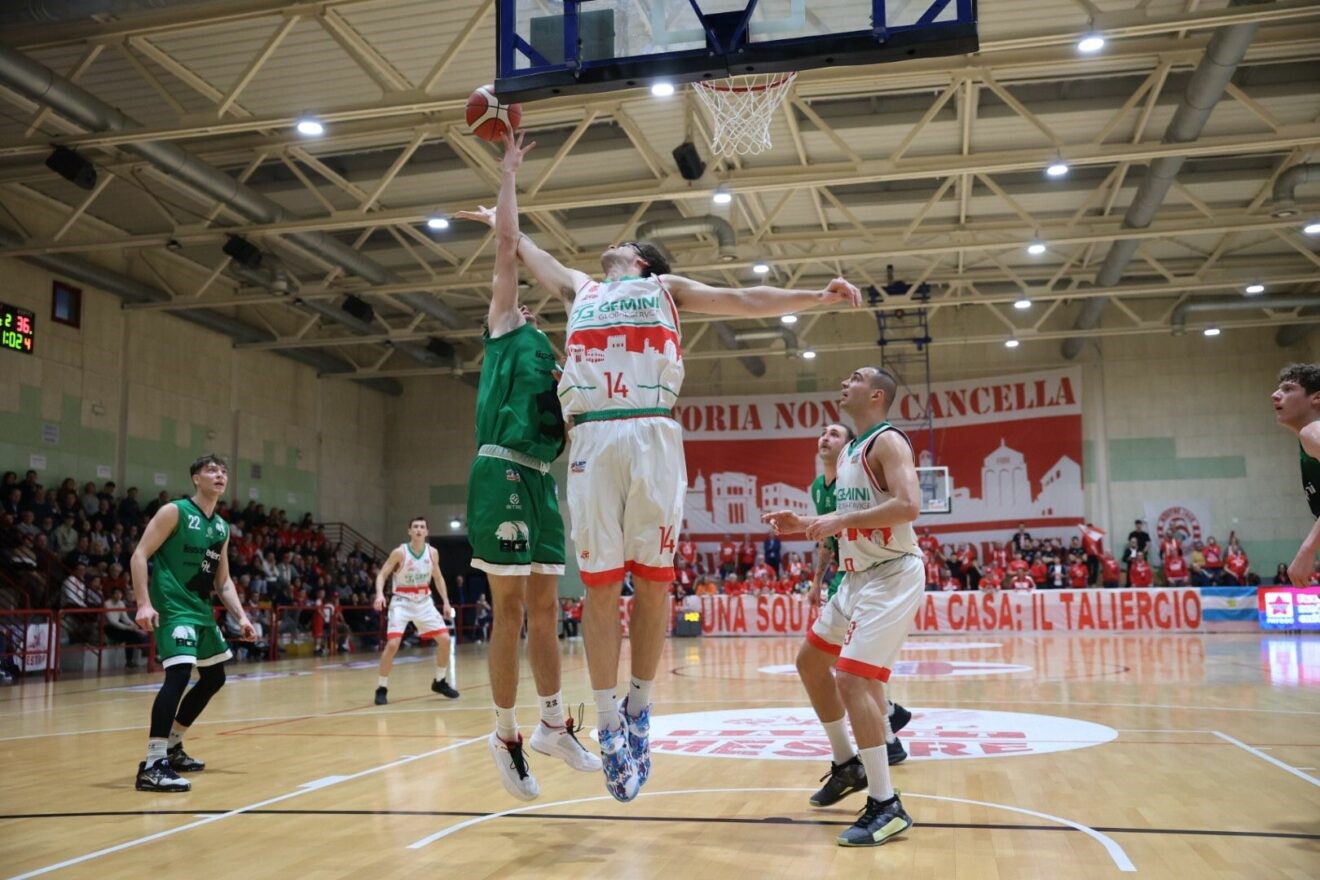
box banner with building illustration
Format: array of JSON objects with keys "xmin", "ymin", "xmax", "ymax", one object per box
[{"xmin": 675, "ymin": 367, "xmax": 1084, "ymax": 571}]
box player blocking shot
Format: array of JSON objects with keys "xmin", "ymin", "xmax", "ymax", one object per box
[
  {"xmin": 130, "ymin": 455, "xmax": 255, "ymax": 792},
  {"xmin": 372, "ymin": 517, "xmax": 459, "ymax": 704},
  {"xmin": 764, "ymin": 367, "xmax": 925, "ymax": 847}
]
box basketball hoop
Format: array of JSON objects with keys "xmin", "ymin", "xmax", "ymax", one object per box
[{"xmin": 692, "ymin": 72, "xmax": 797, "ymax": 156}]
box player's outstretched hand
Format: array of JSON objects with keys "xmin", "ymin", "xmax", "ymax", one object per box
[
  {"xmin": 821, "ymin": 277, "xmax": 862, "ymax": 307},
  {"xmin": 762, "ymin": 510, "xmax": 807, "ymax": 535},
  {"xmin": 135, "ymin": 601, "xmax": 159, "ymax": 632},
  {"xmin": 454, "ymin": 205, "xmax": 495, "ymax": 228},
  {"xmin": 499, "ymin": 129, "xmax": 536, "ymax": 172}
]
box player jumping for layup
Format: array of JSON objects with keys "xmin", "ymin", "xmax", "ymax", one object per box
[
  {"xmin": 459, "ymin": 196, "xmax": 860, "ymax": 802},
  {"xmin": 372, "ymin": 517, "xmax": 458, "ymax": 704},
  {"xmin": 131, "ymin": 454, "xmax": 255, "ymax": 792},
  {"xmin": 764, "ymin": 368, "xmax": 924, "ymax": 846},
  {"xmin": 1273, "ymin": 363, "xmax": 1320, "ymax": 585}
]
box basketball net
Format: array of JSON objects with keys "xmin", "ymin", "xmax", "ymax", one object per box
[{"xmin": 693, "ymin": 72, "xmax": 797, "ymax": 156}]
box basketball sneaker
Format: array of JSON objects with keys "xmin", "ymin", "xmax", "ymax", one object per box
[
  {"xmin": 374, "ymin": 686, "xmax": 388, "ymax": 705},
  {"xmin": 887, "ymin": 737, "xmax": 908, "ymax": 765},
  {"xmin": 808, "ymin": 755, "xmax": 867, "ymax": 807},
  {"xmin": 597, "ymin": 722, "xmax": 640, "ymax": 803},
  {"xmin": 837, "ymin": 794, "xmax": 912, "ymax": 847},
  {"xmin": 889, "ymin": 702, "xmax": 912, "ymax": 735},
  {"xmin": 135, "ymin": 759, "xmax": 191, "ymax": 793},
  {"xmin": 488, "ymin": 731, "xmax": 539, "ymax": 801},
  {"xmin": 167, "ymin": 743, "xmax": 205, "ymax": 772},
  {"xmin": 530, "ymin": 713, "xmax": 602, "ymax": 772},
  {"xmin": 431, "ymin": 679, "xmax": 459, "ymax": 699},
  {"xmin": 621, "ymin": 698, "xmax": 651, "ymax": 788}
]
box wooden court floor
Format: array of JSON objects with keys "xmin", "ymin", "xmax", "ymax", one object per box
[{"xmin": 2, "ymin": 632, "xmax": 1318, "ymax": 879}]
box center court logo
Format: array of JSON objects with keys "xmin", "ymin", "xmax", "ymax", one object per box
[{"xmin": 649, "ymin": 707, "xmax": 1116, "ymax": 762}]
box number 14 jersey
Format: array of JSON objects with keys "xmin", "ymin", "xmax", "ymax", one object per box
[{"xmin": 559, "ymin": 276, "xmax": 684, "ymax": 417}]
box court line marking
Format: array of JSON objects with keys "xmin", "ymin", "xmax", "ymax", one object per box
[
  {"xmin": 1212, "ymin": 730, "xmax": 1320, "ymax": 789},
  {"xmin": 405, "ymin": 786, "xmax": 1136, "ymax": 872},
  {"xmin": 3, "ymin": 735, "xmax": 485, "ymax": 880}
]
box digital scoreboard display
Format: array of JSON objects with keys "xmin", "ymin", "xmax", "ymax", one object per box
[{"xmin": 0, "ymin": 302, "xmax": 35, "ymax": 355}]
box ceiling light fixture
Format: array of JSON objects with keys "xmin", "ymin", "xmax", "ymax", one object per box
[
  {"xmin": 1244, "ymin": 283, "xmax": 1265, "ymax": 295},
  {"xmin": 1203, "ymin": 327, "xmax": 1221, "ymax": 337},
  {"xmin": 801, "ymin": 350, "xmax": 817, "ymax": 360},
  {"xmin": 651, "ymin": 82, "xmax": 675, "ymax": 97},
  {"xmin": 1005, "ymin": 338, "xmax": 1020, "ymax": 348},
  {"xmin": 752, "ymin": 261, "xmax": 770, "ymax": 274},
  {"xmin": 1077, "ymin": 34, "xmax": 1106, "ymax": 53},
  {"xmin": 1014, "ymin": 298, "xmax": 1031, "ymax": 310},
  {"xmin": 712, "ymin": 184, "xmax": 733, "ymax": 205},
  {"xmin": 1046, "ymin": 161, "xmax": 1070, "ymax": 178},
  {"xmin": 426, "ymin": 214, "xmax": 450, "ymax": 231},
  {"xmin": 781, "ymin": 314, "xmax": 798, "ymax": 325},
  {"xmin": 295, "ymin": 115, "xmax": 324, "ymax": 137},
  {"xmin": 1027, "ymin": 241, "xmax": 1047, "ymax": 255}
]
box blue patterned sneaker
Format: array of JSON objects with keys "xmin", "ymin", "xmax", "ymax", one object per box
[
  {"xmin": 598, "ymin": 722, "xmax": 640, "ymax": 802},
  {"xmin": 621, "ymin": 699, "xmax": 651, "ymax": 789}
]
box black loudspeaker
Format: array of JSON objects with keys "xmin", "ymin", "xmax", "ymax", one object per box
[
  {"xmin": 341, "ymin": 295, "xmax": 374, "ymax": 323},
  {"xmin": 672, "ymin": 141, "xmax": 706, "ymax": 181},
  {"xmin": 45, "ymin": 146, "xmax": 96, "ymax": 191},
  {"xmin": 673, "ymin": 609, "xmax": 702, "ymax": 637},
  {"xmin": 221, "ymin": 235, "xmax": 263, "ymax": 269}
]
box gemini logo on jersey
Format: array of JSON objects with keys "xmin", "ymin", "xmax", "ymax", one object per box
[
  {"xmin": 171, "ymin": 625, "xmax": 198, "ymax": 648},
  {"xmin": 495, "ymin": 521, "xmax": 529, "ymax": 553}
]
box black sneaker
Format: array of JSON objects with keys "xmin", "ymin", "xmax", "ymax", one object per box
[
  {"xmin": 167, "ymin": 743, "xmax": 205, "ymax": 772},
  {"xmin": 889, "ymin": 702, "xmax": 912, "ymax": 735},
  {"xmin": 837, "ymin": 794, "xmax": 912, "ymax": 847},
  {"xmin": 808, "ymin": 755, "xmax": 867, "ymax": 807},
  {"xmin": 431, "ymin": 679, "xmax": 459, "ymax": 699},
  {"xmin": 375, "ymin": 686, "xmax": 388, "ymax": 705},
  {"xmin": 135, "ymin": 758, "xmax": 191, "ymax": 792},
  {"xmin": 887, "ymin": 737, "xmax": 908, "ymax": 765}
]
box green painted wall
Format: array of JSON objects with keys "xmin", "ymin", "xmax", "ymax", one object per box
[
  {"xmin": 1107, "ymin": 437, "xmax": 1247, "ymax": 482},
  {"xmin": 0, "ymin": 385, "xmax": 115, "ymax": 484}
]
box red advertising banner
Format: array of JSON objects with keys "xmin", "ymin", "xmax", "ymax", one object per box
[{"xmin": 674, "ymin": 368, "xmax": 1084, "ymax": 568}]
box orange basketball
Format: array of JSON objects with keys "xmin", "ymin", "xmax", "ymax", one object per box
[{"xmin": 465, "ymin": 84, "xmax": 522, "ymax": 142}]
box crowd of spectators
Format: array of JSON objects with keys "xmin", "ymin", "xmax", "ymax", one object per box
[{"xmin": 668, "ymin": 532, "xmax": 820, "ymax": 601}]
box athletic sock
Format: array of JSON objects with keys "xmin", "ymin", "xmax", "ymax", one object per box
[
  {"xmin": 882, "ymin": 709, "xmax": 896, "ymax": 745},
  {"xmin": 540, "ymin": 692, "xmax": 564, "ymax": 728},
  {"xmin": 821, "ymin": 718, "xmax": 856, "ymax": 764},
  {"xmin": 858, "ymin": 745, "xmax": 894, "ymax": 802},
  {"xmin": 146, "ymin": 738, "xmax": 168, "ymax": 766},
  {"xmin": 594, "ymin": 687, "xmax": 620, "ymax": 731},
  {"xmin": 494, "ymin": 705, "xmax": 518, "ymax": 741},
  {"xmin": 377, "ymin": 676, "xmax": 389, "ymax": 688},
  {"xmin": 627, "ymin": 676, "xmax": 653, "ymax": 713},
  {"xmin": 167, "ymin": 723, "xmax": 187, "ymax": 749}
]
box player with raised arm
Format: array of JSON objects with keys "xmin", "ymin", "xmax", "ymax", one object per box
[
  {"xmin": 372, "ymin": 517, "xmax": 458, "ymax": 704},
  {"xmin": 458, "ymin": 131, "xmax": 600, "ymax": 801},
  {"xmin": 457, "ymin": 197, "xmax": 860, "ymax": 803},
  {"xmin": 1272, "ymin": 363, "xmax": 1320, "ymax": 585},
  {"xmin": 131, "ymin": 455, "xmax": 254, "ymax": 792},
  {"xmin": 764, "ymin": 367, "xmax": 924, "ymax": 847}
]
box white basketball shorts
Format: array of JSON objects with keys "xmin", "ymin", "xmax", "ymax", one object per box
[
  {"xmin": 386, "ymin": 591, "xmax": 448, "ymax": 640},
  {"xmin": 806, "ymin": 553, "xmax": 923, "ymax": 681}
]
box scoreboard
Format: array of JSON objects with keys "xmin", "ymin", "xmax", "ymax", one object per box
[{"xmin": 1, "ymin": 302, "xmax": 35, "ymax": 355}]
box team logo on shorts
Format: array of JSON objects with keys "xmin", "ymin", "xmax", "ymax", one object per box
[
  {"xmin": 505, "ymin": 468, "xmax": 520, "ymax": 482},
  {"xmin": 495, "ymin": 521, "xmax": 529, "ymax": 553},
  {"xmin": 171, "ymin": 625, "xmax": 198, "ymax": 648},
  {"xmin": 571, "ymin": 460, "xmax": 586, "ymax": 473},
  {"xmin": 580, "ymin": 550, "xmax": 590, "ymax": 560}
]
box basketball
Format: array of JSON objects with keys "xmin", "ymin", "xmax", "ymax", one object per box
[{"xmin": 465, "ymin": 84, "xmax": 521, "ymax": 142}]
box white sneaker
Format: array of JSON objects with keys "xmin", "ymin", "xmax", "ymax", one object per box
[
  {"xmin": 488, "ymin": 731, "xmax": 540, "ymax": 801},
  {"xmin": 530, "ymin": 719, "xmax": 603, "ymax": 772}
]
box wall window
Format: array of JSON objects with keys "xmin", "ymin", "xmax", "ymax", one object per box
[{"xmin": 52, "ymin": 281, "xmax": 81, "ymax": 328}]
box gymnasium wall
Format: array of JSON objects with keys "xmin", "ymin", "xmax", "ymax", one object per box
[{"xmin": 0, "ymin": 258, "xmax": 389, "ymax": 545}]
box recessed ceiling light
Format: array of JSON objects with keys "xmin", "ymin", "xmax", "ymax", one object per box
[
  {"xmin": 1027, "ymin": 242, "xmax": 1047, "ymax": 255},
  {"xmin": 295, "ymin": 116, "xmax": 324, "ymax": 137},
  {"xmin": 752, "ymin": 261, "xmax": 770, "ymax": 274},
  {"xmin": 1046, "ymin": 161, "xmax": 1069, "ymax": 178},
  {"xmin": 1014, "ymin": 298, "xmax": 1031, "ymax": 310},
  {"xmin": 1077, "ymin": 34, "xmax": 1106, "ymax": 53},
  {"xmin": 1203, "ymin": 327, "xmax": 1221, "ymax": 337},
  {"xmin": 781, "ymin": 314, "xmax": 798, "ymax": 325},
  {"xmin": 449, "ymin": 517, "xmax": 462, "ymax": 529},
  {"xmin": 801, "ymin": 350, "xmax": 817, "ymax": 360},
  {"xmin": 1244, "ymin": 283, "xmax": 1265, "ymax": 295},
  {"xmin": 1005, "ymin": 338, "xmax": 1020, "ymax": 348},
  {"xmin": 651, "ymin": 82, "xmax": 675, "ymax": 97},
  {"xmin": 426, "ymin": 215, "xmax": 450, "ymax": 231}
]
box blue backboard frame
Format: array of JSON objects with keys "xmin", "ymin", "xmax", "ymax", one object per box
[{"xmin": 495, "ymin": 0, "xmax": 979, "ymax": 103}]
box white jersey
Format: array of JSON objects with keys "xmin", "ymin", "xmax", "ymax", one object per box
[
  {"xmin": 559, "ymin": 276, "xmax": 683, "ymax": 417},
  {"xmin": 834, "ymin": 423, "xmax": 920, "ymax": 573},
  {"xmin": 392, "ymin": 543, "xmax": 433, "ymax": 595}
]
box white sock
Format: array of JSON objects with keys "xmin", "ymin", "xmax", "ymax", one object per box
[
  {"xmin": 494, "ymin": 705, "xmax": 518, "ymax": 741},
  {"xmin": 540, "ymin": 692, "xmax": 564, "ymax": 728},
  {"xmin": 627, "ymin": 676, "xmax": 653, "ymax": 713},
  {"xmin": 146, "ymin": 738, "xmax": 168, "ymax": 765},
  {"xmin": 377, "ymin": 676, "xmax": 389, "ymax": 688},
  {"xmin": 858, "ymin": 745, "xmax": 894, "ymax": 802},
  {"xmin": 885, "ymin": 699, "xmax": 895, "ymax": 715},
  {"xmin": 821, "ymin": 718, "xmax": 856, "ymax": 764},
  {"xmin": 882, "ymin": 709, "xmax": 896, "ymax": 745},
  {"xmin": 167, "ymin": 723, "xmax": 187, "ymax": 749},
  {"xmin": 434, "ymin": 669, "xmax": 446, "ymax": 682},
  {"xmin": 594, "ymin": 687, "xmax": 620, "ymax": 731}
]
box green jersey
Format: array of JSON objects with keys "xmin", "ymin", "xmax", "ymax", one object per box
[
  {"xmin": 149, "ymin": 498, "xmax": 228, "ymax": 626},
  {"xmin": 1302, "ymin": 442, "xmax": 1320, "ymax": 517},
  {"xmin": 810, "ymin": 473, "xmax": 840, "ymax": 569},
  {"xmin": 476, "ymin": 322, "xmax": 565, "ymax": 463}
]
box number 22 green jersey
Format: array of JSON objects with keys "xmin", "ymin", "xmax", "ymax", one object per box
[{"xmin": 149, "ymin": 498, "xmax": 228, "ymax": 626}]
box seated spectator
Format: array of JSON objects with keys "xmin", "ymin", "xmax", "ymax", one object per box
[
  {"xmin": 1223, "ymin": 550, "xmax": 1249, "ymax": 586},
  {"xmin": 51, "ymin": 513, "xmax": 79, "ymax": 555},
  {"xmin": 695, "ymin": 573, "xmax": 719, "ymax": 596},
  {"xmin": 1202, "ymin": 537, "xmax": 1224, "ymax": 582},
  {"xmin": 61, "ymin": 563, "xmax": 97, "ymax": 607},
  {"xmin": 1101, "ymin": 551, "xmax": 1120, "ymax": 588},
  {"xmin": 1, "ymin": 486, "xmax": 21, "ymax": 516},
  {"xmin": 785, "ymin": 552, "xmax": 807, "ymax": 583},
  {"xmin": 1044, "ymin": 556, "xmax": 1068, "ymax": 589},
  {"xmin": 143, "ymin": 490, "xmax": 170, "ymax": 521},
  {"xmin": 1029, "ymin": 556, "xmax": 1048, "ymax": 587},
  {"xmin": 14, "ymin": 510, "xmax": 39, "ymax": 538},
  {"xmin": 103, "ymin": 587, "xmax": 149, "ymax": 667},
  {"xmin": 1273, "ymin": 563, "xmax": 1290, "ymax": 585},
  {"xmin": 1068, "ymin": 556, "xmax": 1089, "ymax": 589},
  {"xmin": 117, "ymin": 487, "xmax": 142, "ymax": 528},
  {"xmin": 79, "ymin": 481, "xmax": 99, "ymax": 516},
  {"xmin": 980, "ymin": 566, "xmax": 1004, "ymax": 591},
  {"xmin": 1128, "ymin": 554, "xmax": 1154, "ymax": 588},
  {"xmin": 1009, "ymin": 570, "xmax": 1035, "ymax": 591},
  {"xmin": 1164, "ymin": 553, "xmax": 1189, "ymax": 586},
  {"xmin": 772, "ymin": 574, "xmax": 797, "ymax": 595},
  {"xmin": 941, "ymin": 568, "xmax": 961, "ymax": 591},
  {"xmin": 723, "ymin": 574, "xmax": 748, "ymax": 597},
  {"xmin": 5, "ymin": 534, "xmax": 38, "ymax": 569},
  {"xmin": 1008, "ymin": 551, "xmax": 1030, "ymax": 577}
]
